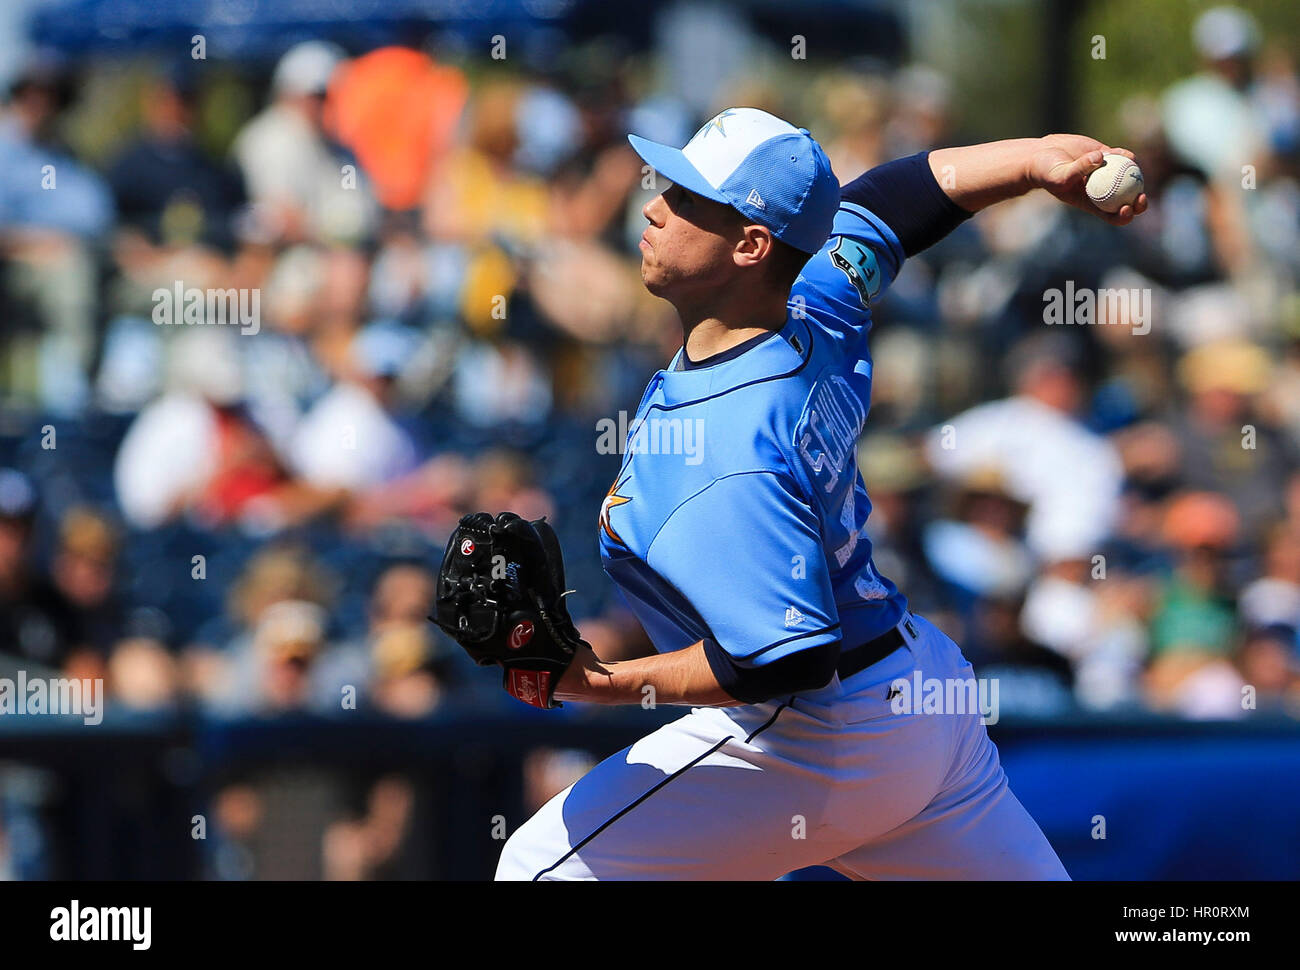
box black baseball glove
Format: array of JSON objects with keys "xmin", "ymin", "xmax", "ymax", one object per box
[{"xmin": 430, "ymin": 511, "xmax": 586, "ymax": 709}]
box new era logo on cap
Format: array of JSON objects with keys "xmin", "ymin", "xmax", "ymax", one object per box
[{"xmin": 628, "ymin": 107, "xmax": 840, "ymax": 254}]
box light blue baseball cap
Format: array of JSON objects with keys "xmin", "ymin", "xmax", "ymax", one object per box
[{"xmin": 628, "ymin": 106, "xmax": 840, "ymax": 255}]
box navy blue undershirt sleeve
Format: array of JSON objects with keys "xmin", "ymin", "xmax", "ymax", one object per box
[
  {"xmin": 702, "ymin": 636, "xmax": 840, "ymax": 704},
  {"xmin": 839, "ymin": 150, "xmax": 974, "ymax": 258}
]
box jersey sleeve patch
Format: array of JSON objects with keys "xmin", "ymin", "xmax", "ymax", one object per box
[{"xmin": 829, "ymin": 236, "xmax": 881, "ymax": 308}]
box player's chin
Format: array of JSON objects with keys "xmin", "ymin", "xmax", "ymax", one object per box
[{"xmin": 640, "ymin": 264, "xmax": 668, "ymax": 296}]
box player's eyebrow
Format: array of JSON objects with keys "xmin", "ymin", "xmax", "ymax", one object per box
[
  {"xmin": 661, "ymin": 183, "xmax": 694, "ymax": 217},
  {"xmin": 669, "ymin": 184, "xmax": 731, "ymax": 223}
]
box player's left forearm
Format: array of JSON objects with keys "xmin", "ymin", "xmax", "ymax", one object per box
[
  {"xmin": 553, "ymin": 639, "xmax": 744, "ymax": 707},
  {"xmin": 926, "ymin": 138, "xmax": 1041, "ymax": 212}
]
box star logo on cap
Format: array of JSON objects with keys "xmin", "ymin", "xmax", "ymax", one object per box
[{"xmin": 697, "ymin": 108, "xmax": 736, "ymax": 139}]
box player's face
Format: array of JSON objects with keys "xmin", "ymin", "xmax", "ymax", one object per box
[{"xmin": 638, "ymin": 184, "xmax": 742, "ymax": 301}]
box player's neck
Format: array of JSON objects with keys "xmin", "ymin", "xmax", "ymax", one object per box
[{"xmin": 676, "ymin": 293, "xmax": 787, "ymax": 363}]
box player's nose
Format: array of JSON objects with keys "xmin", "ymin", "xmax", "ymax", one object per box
[{"xmin": 642, "ymin": 193, "xmax": 667, "ymax": 227}]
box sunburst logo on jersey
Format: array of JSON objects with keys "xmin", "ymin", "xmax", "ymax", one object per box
[{"xmin": 599, "ymin": 476, "xmax": 632, "ymax": 547}]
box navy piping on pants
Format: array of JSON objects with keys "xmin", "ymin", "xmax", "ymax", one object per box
[{"xmin": 530, "ymin": 700, "xmax": 793, "ymax": 880}]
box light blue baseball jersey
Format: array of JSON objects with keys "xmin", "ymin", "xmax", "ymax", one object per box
[{"xmin": 598, "ymin": 199, "xmax": 908, "ymax": 679}]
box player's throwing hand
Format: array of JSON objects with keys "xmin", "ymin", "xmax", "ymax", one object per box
[{"xmin": 1027, "ymin": 133, "xmax": 1148, "ymax": 225}]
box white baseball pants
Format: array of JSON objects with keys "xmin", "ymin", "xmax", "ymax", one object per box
[{"xmin": 496, "ymin": 613, "xmax": 1070, "ymax": 880}]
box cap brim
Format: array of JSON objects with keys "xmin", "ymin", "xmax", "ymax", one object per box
[{"xmin": 627, "ymin": 134, "xmax": 727, "ymax": 204}]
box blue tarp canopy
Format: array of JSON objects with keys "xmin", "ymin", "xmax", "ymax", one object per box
[
  {"xmin": 30, "ymin": 0, "xmax": 590, "ymax": 58},
  {"xmin": 28, "ymin": 0, "xmax": 897, "ymax": 62}
]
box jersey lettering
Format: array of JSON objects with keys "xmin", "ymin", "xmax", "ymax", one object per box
[{"xmin": 797, "ymin": 375, "xmax": 867, "ymax": 494}]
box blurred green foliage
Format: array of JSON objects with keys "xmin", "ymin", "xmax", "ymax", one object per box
[
  {"xmin": 1074, "ymin": 0, "xmax": 1300, "ymax": 142},
  {"xmin": 920, "ymin": 0, "xmax": 1048, "ymax": 140}
]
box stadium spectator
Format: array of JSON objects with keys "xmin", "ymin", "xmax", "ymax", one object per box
[
  {"xmin": 1170, "ymin": 339, "xmax": 1297, "ymax": 538},
  {"xmin": 1144, "ymin": 492, "xmax": 1248, "ymax": 718},
  {"xmin": 1162, "ymin": 6, "xmax": 1270, "ymax": 184},
  {"xmin": 183, "ymin": 544, "xmax": 336, "ymax": 703},
  {"xmin": 1150, "ymin": 491, "xmax": 1241, "ymax": 658},
  {"xmin": 106, "ymin": 636, "xmax": 181, "ymax": 711},
  {"xmin": 315, "ymin": 561, "xmax": 484, "ymax": 715},
  {"xmin": 962, "ymin": 594, "xmax": 1076, "ymax": 718},
  {"xmin": 232, "ymin": 41, "xmax": 374, "ymax": 244},
  {"xmin": 0, "ymin": 54, "xmax": 113, "ymax": 239},
  {"xmin": 321, "ymin": 775, "xmax": 418, "ymax": 881},
  {"xmin": 367, "ymin": 624, "xmax": 447, "ymax": 718},
  {"xmin": 48, "ymin": 507, "xmax": 126, "ymax": 679},
  {"xmin": 114, "ymin": 329, "xmax": 347, "ymax": 532},
  {"xmin": 288, "ymin": 321, "xmax": 420, "ymax": 492},
  {"xmin": 210, "ymin": 599, "xmax": 331, "ymax": 714},
  {"xmin": 422, "ymin": 81, "xmax": 549, "ymax": 249},
  {"xmin": 921, "ymin": 466, "xmax": 1034, "ymax": 606},
  {"xmin": 0, "ymin": 53, "xmax": 113, "ymax": 414},
  {"xmin": 1234, "ymin": 623, "xmax": 1300, "ymax": 714},
  {"xmin": 924, "ymin": 332, "xmax": 1125, "ymax": 565},
  {"xmin": 1239, "ymin": 523, "xmax": 1300, "ymax": 631},
  {"xmin": 105, "ymin": 62, "xmax": 247, "ymax": 254},
  {"xmin": 0, "ymin": 469, "xmax": 81, "ymax": 670}
]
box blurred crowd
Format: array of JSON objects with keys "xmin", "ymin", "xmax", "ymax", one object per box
[{"xmin": 1, "ymin": 2, "xmax": 1300, "ymax": 738}]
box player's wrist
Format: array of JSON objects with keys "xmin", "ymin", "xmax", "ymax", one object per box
[
  {"xmin": 1023, "ymin": 136, "xmax": 1053, "ymax": 191},
  {"xmin": 554, "ymin": 642, "xmax": 602, "ymax": 702}
]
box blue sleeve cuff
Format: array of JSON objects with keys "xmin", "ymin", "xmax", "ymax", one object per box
[
  {"xmin": 702, "ymin": 637, "xmax": 840, "ymax": 704},
  {"xmin": 839, "ymin": 150, "xmax": 974, "ymax": 257}
]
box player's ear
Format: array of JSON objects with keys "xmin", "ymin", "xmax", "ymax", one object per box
[{"xmin": 733, "ymin": 223, "xmax": 775, "ymax": 270}]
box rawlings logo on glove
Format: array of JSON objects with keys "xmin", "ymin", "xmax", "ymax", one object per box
[{"xmin": 430, "ymin": 512, "xmax": 585, "ymax": 709}]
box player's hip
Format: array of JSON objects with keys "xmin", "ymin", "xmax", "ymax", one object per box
[{"xmin": 717, "ymin": 612, "xmax": 979, "ymax": 736}]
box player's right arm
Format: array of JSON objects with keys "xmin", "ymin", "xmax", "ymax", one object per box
[
  {"xmin": 791, "ymin": 150, "xmax": 973, "ymax": 339},
  {"xmin": 794, "ymin": 137, "xmax": 1146, "ymax": 342},
  {"xmin": 928, "ymin": 134, "xmax": 1146, "ymax": 224}
]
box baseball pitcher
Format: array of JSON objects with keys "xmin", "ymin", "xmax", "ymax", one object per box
[{"xmin": 433, "ymin": 107, "xmax": 1146, "ymax": 880}]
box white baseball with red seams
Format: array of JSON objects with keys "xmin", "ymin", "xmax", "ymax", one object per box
[{"xmin": 1085, "ymin": 153, "xmax": 1143, "ymax": 213}]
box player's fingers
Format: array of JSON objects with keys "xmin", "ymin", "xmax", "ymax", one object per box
[
  {"xmin": 1105, "ymin": 147, "xmax": 1136, "ymax": 160},
  {"xmin": 1096, "ymin": 191, "xmax": 1147, "ymax": 225},
  {"xmin": 1083, "ymin": 199, "xmax": 1129, "ymax": 226},
  {"xmin": 1114, "ymin": 196, "xmax": 1147, "ymax": 222},
  {"xmin": 1054, "ymin": 150, "xmax": 1104, "ymax": 188}
]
